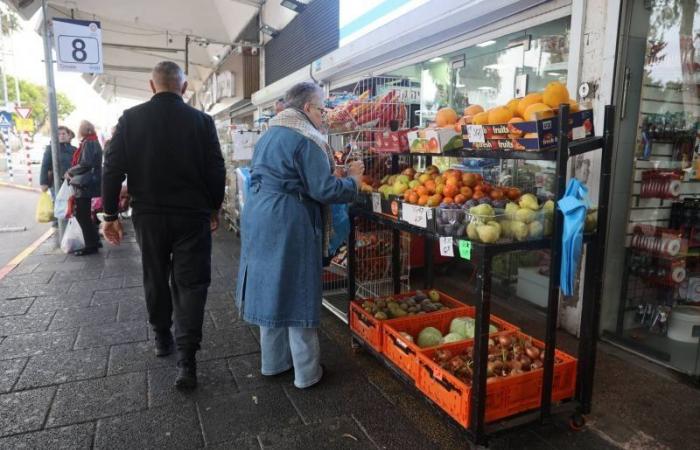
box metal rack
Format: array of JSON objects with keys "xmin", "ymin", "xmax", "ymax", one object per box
[{"xmin": 346, "ymin": 105, "xmax": 615, "ymax": 446}]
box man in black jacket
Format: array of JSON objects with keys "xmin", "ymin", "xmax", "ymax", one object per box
[
  {"xmin": 101, "ymin": 61, "xmax": 226, "ymax": 390},
  {"xmin": 39, "ymin": 126, "xmax": 75, "ymax": 196}
]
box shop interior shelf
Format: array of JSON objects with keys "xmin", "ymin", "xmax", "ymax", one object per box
[{"xmin": 568, "ymin": 136, "xmax": 605, "ymax": 156}]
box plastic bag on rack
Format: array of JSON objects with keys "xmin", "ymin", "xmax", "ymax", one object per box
[
  {"xmin": 54, "ymin": 181, "xmax": 71, "ymax": 219},
  {"xmin": 329, "ymin": 203, "xmax": 350, "ymax": 256},
  {"xmin": 60, "ymin": 217, "xmax": 85, "ymax": 254},
  {"xmin": 35, "ymin": 192, "xmax": 54, "ymax": 223}
]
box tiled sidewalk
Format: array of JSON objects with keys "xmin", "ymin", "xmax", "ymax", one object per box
[{"xmin": 0, "ymin": 221, "xmax": 623, "ymax": 449}]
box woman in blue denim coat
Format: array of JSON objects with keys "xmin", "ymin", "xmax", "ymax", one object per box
[{"xmin": 236, "ymin": 82, "xmax": 363, "ymax": 389}]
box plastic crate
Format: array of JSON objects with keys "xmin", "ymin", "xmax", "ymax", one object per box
[
  {"xmin": 415, "ymin": 332, "xmax": 577, "ymax": 428},
  {"xmin": 349, "ymin": 290, "xmax": 469, "ymax": 353},
  {"xmin": 382, "ymin": 308, "xmax": 519, "ymax": 381}
]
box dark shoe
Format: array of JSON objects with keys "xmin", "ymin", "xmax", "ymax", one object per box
[
  {"xmin": 175, "ymin": 359, "xmax": 197, "ymax": 390},
  {"xmin": 154, "ymin": 332, "xmax": 174, "ymax": 357},
  {"xmin": 73, "ymin": 247, "xmax": 99, "ymax": 256}
]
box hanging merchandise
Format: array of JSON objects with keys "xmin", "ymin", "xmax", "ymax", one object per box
[{"xmin": 558, "ymin": 178, "xmax": 589, "ymax": 296}]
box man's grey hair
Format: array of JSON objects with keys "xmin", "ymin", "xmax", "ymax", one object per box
[
  {"xmin": 152, "ymin": 61, "xmax": 186, "ymax": 91},
  {"xmin": 285, "ymin": 82, "xmax": 323, "ymax": 110}
]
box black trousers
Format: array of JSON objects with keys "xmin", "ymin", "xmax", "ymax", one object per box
[
  {"xmin": 74, "ymin": 197, "xmax": 100, "ymax": 250},
  {"xmin": 132, "ymin": 213, "xmax": 212, "ymax": 359}
]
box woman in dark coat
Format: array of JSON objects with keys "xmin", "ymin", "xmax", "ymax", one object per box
[
  {"xmin": 66, "ymin": 120, "xmax": 103, "ymax": 256},
  {"xmin": 236, "ymin": 82, "xmax": 364, "ymax": 388}
]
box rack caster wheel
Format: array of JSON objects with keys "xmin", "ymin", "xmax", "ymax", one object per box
[{"xmin": 569, "ymin": 414, "xmax": 586, "ymax": 431}]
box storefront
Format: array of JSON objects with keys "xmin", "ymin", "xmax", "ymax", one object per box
[{"xmin": 601, "ymin": 0, "xmax": 700, "ymax": 377}]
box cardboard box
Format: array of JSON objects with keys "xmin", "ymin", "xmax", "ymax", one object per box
[
  {"xmin": 374, "ymin": 129, "xmax": 413, "ymax": 153},
  {"xmin": 408, "ymin": 127, "xmax": 463, "ymax": 154},
  {"xmin": 463, "ymin": 109, "xmax": 594, "ymax": 151}
]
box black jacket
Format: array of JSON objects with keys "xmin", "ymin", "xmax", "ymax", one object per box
[
  {"xmin": 68, "ymin": 139, "xmax": 103, "ymax": 199},
  {"xmin": 102, "ymin": 92, "xmax": 226, "ymax": 217},
  {"xmin": 39, "ymin": 142, "xmax": 75, "ymax": 188}
]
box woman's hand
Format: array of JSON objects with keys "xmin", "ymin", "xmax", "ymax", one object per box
[{"xmin": 347, "ymin": 160, "xmax": 365, "ymax": 185}]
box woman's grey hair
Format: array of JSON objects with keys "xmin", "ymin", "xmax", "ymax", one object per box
[{"xmin": 285, "ymin": 82, "xmax": 324, "ymax": 110}]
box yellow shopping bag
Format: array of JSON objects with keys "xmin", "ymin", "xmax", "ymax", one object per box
[{"xmin": 35, "ymin": 192, "xmax": 54, "ymax": 223}]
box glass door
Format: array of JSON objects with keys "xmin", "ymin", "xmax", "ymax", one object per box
[{"xmin": 604, "ymin": 0, "xmax": 700, "ymax": 376}]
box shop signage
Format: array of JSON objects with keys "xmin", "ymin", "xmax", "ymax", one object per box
[
  {"xmin": 402, "ymin": 203, "xmax": 428, "ymax": 228},
  {"xmin": 216, "ymin": 71, "xmax": 235, "ymax": 101},
  {"xmin": 371, "ymin": 193, "xmax": 382, "ymax": 213},
  {"xmin": 439, "ymin": 237, "xmax": 454, "ymax": 257},
  {"xmin": 52, "ymin": 18, "xmax": 103, "ymax": 73}
]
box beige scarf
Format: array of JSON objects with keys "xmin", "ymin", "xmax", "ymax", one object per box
[{"xmin": 269, "ymin": 108, "xmax": 334, "ymax": 256}]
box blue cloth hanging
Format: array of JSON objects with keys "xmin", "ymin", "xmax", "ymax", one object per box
[
  {"xmin": 329, "ymin": 203, "xmax": 350, "ymax": 256},
  {"xmin": 558, "ymin": 178, "xmax": 590, "ymax": 296}
]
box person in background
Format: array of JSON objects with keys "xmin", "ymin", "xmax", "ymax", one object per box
[
  {"xmin": 274, "ymin": 98, "xmax": 286, "ymax": 115},
  {"xmin": 101, "ymin": 61, "xmax": 225, "ymax": 390},
  {"xmin": 66, "ymin": 120, "xmax": 103, "ymax": 256},
  {"xmin": 236, "ymin": 82, "xmax": 364, "ymax": 389},
  {"xmin": 40, "ymin": 125, "xmax": 76, "ymax": 196}
]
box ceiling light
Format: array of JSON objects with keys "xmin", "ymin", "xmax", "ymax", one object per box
[
  {"xmin": 281, "ymin": 0, "xmax": 306, "ymax": 12},
  {"xmin": 429, "ymin": 57, "xmax": 444, "ymax": 63},
  {"xmin": 476, "ymin": 40, "xmax": 496, "ymax": 48},
  {"xmin": 260, "ymin": 24, "xmax": 280, "ymax": 38}
]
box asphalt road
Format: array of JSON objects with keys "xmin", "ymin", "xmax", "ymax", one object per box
[{"xmin": 0, "ymin": 186, "xmax": 51, "ymax": 268}]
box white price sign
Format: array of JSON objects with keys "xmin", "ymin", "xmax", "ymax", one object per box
[
  {"xmin": 371, "ymin": 193, "xmax": 382, "ymax": 213},
  {"xmin": 402, "ymin": 203, "xmax": 428, "ymax": 228},
  {"xmin": 53, "ymin": 18, "xmax": 103, "ymax": 73},
  {"xmin": 466, "ymin": 125, "xmax": 485, "ymax": 143},
  {"xmin": 439, "ymin": 237, "xmax": 454, "ymax": 257},
  {"xmin": 571, "ymin": 125, "xmax": 586, "ymax": 141}
]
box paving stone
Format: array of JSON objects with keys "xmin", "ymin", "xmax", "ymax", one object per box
[
  {"xmin": 204, "ymin": 435, "xmax": 259, "ymax": 449},
  {"xmin": 28, "ymin": 294, "xmax": 93, "ymax": 313},
  {"xmin": 7, "ymin": 263, "xmax": 39, "ymax": 276},
  {"xmin": 74, "ymin": 320, "xmax": 147, "ymax": 349},
  {"xmin": 0, "ymin": 358, "xmax": 26, "ymax": 393},
  {"xmin": 0, "ymin": 282, "xmax": 71, "ymax": 300},
  {"xmin": 23, "ymin": 253, "xmax": 68, "ymax": 264},
  {"xmin": 122, "ymin": 274, "xmax": 143, "ymax": 288},
  {"xmin": 0, "ymin": 386, "xmax": 56, "ymax": 437},
  {"xmin": 46, "ymin": 372, "xmax": 147, "ymax": 427},
  {"xmin": 0, "ymin": 297, "xmax": 34, "ymax": 317},
  {"xmin": 198, "ymin": 386, "xmax": 302, "ymax": 445},
  {"xmin": 0, "ymin": 329, "xmax": 76, "ymax": 360},
  {"xmin": 0, "ymin": 311, "xmax": 55, "ymax": 335},
  {"xmin": 94, "ymin": 403, "xmax": 202, "ymax": 450},
  {"xmin": 116, "ymin": 299, "xmax": 147, "ymax": 322},
  {"xmin": 91, "ymin": 287, "xmax": 144, "ymax": 305},
  {"xmin": 0, "ymin": 423, "xmax": 94, "ymax": 450},
  {"xmin": 107, "ymin": 341, "xmax": 176, "ymax": 375},
  {"xmin": 50, "ymin": 268, "xmax": 104, "ymax": 285},
  {"xmin": 257, "ymin": 415, "xmax": 373, "ymax": 449},
  {"xmin": 68, "ymin": 277, "xmax": 123, "ymax": 295},
  {"xmin": 204, "ymin": 292, "xmax": 235, "ymax": 311},
  {"xmin": 208, "ymin": 276, "xmax": 236, "ymax": 294},
  {"xmin": 0, "ymin": 271, "xmax": 54, "ymax": 287},
  {"xmin": 32, "ymin": 261, "xmax": 87, "ymax": 274},
  {"xmin": 228, "ymin": 353, "xmax": 287, "ymax": 393},
  {"xmin": 198, "ymin": 326, "xmax": 259, "ymax": 361},
  {"xmin": 49, "ymin": 305, "xmax": 118, "ymax": 331},
  {"xmin": 208, "ymin": 307, "xmax": 245, "ymax": 330},
  {"xmin": 147, "ymin": 359, "xmax": 238, "ymax": 408},
  {"xmin": 15, "ymin": 347, "xmax": 108, "ymax": 389}
]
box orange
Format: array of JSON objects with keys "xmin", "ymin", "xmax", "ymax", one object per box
[
  {"xmin": 523, "ymin": 103, "xmax": 554, "ymax": 121},
  {"xmin": 415, "ymin": 185, "xmax": 428, "ymax": 196},
  {"xmin": 427, "ymin": 194, "xmax": 442, "ymax": 207},
  {"xmin": 464, "ymin": 105, "xmax": 484, "ymax": 117},
  {"xmin": 435, "ymin": 108, "xmax": 458, "ymax": 127},
  {"xmin": 442, "ymin": 197, "xmax": 454, "ymax": 204},
  {"xmin": 568, "ymin": 98, "xmax": 580, "ymax": 112},
  {"xmin": 461, "ymin": 173, "xmax": 477, "ymax": 187},
  {"xmin": 408, "ymin": 192, "xmax": 419, "ymax": 204},
  {"xmin": 508, "ymin": 117, "xmax": 524, "ymax": 124},
  {"xmin": 517, "ymin": 92, "xmax": 543, "ymax": 118},
  {"xmin": 506, "ymin": 98, "xmax": 520, "ymax": 117},
  {"xmin": 403, "ymin": 189, "xmax": 413, "ymax": 200},
  {"xmin": 487, "ymin": 106, "xmax": 513, "ymax": 125},
  {"xmin": 454, "ymin": 194, "xmax": 467, "ymax": 204},
  {"xmin": 542, "ymin": 81, "xmax": 570, "ymax": 109},
  {"xmin": 436, "ymin": 183, "xmax": 445, "ymax": 195},
  {"xmin": 418, "ymin": 195, "xmax": 429, "ymax": 206},
  {"xmin": 472, "ymin": 112, "xmax": 489, "ymax": 125},
  {"xmin": 443, "ymin": 184, "xmax": 459, "ymax": 198},
  {"xmin": 460, "ymin": 186, "xmax": 473, "ymax": 199},
  {"xmin": 424, "ymin": 180, "xmax": 437, "ymax": 194}
]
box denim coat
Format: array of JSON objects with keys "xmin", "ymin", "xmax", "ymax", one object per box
[{"xmin": 235, "ymin": 126, "xmax": 357, "ymax": 328}]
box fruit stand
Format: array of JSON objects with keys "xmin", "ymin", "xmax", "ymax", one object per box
[{"xmin": 344, "ymin": 104, "xmax": 615, "ymax": 447}]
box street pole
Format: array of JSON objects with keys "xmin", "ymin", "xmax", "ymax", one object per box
[{"xmin": 41, "ymin": 0, "xmax": 64, "ymax": 240}]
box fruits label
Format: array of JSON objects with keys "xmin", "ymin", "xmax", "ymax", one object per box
[
  {"xmin": 458, "ymin": 240, "xmax": 472, "ymax": 260},
  {"xmin": 439, "ymin": 237, "xmax": 454, "ymax": 257},
  {"xmin": 402, "ymin": 203, "xmax": 428, "ymax": 228},
  {"xmin": 371, "ymin": 193, "xmax": 382, "ymax": 213},
  {"xmin": 466, "ymin": 125, "xmax": 485, "ymax": 143}
]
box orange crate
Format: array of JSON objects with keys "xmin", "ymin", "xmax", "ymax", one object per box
[
  {"xmin": 416, "ymin": 331, "xmax": 577, "ymax": 428},
  {"xmin": 383, "ymin": 308, "xmax": 519, "ymax": 381},
  {"xmin": 349, "ymin": 290, "xmax": 469, "ymax": 353}
]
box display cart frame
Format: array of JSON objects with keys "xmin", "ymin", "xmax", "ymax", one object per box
[{"xmin": 346, "ymin": 105, "xmax": 615, "ymax": 446}]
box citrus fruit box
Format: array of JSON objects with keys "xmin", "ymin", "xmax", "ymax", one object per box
[
  {"xmin": 462, "ymin": 108, "xmax": 594, "ymax": 151},
  {"xmin": 407, "ymin": 127, "xmax": 463, "ymax": 154},
  {"xmin": 349, "ymin": 290, "xmax": 470, "ymax": 353},
  {"xmin": 382, "ymin": 308, "xmax": 519, "ymax": 381},
  {"xmin": 416, "ymin": 331, "xmax": 577, "ymax": 428}
]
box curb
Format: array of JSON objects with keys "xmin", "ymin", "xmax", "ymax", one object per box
[
  {"xmin": 0, "ymin": 228, "xmax": 56, "ymax": 280},
  {"xmin": 0, "ymin": 181, "xmax": 42, "ymax": 193}
]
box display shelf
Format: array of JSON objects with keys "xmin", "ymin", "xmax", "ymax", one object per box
[{"xmin": 568, "ymin": 137, "xmax": 606, "ymax": 157}]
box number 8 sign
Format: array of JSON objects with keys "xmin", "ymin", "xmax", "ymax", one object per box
[{"xmin": 53, "ymin": 18, "xmax": 103, "ymax": 74}]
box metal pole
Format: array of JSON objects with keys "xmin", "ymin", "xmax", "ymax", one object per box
[
  {"xmin": 41, "ymin": 0, "xmax": 64, "ymax": 239},
  {"xmin": 184, "ymin": 35, "xmax": 190, "ymax": 75},
  {"xmin": 13, "ymin": 71, "xmax": 19, "ymax": 106}
]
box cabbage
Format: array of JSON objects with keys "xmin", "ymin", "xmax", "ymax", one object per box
[
  {"xmin": 399, "ymin": 332, "xmax": 414, "ymax": 343},
  {"xmin": 417, "ymin": 327, "xmax": 443, "ymax": 348},
  {"xmin": 442, "ymin": 332, "xmax": 466, "ymax": 344},
  {"xmin": 489, "ymin": 324, "xmax": 498, "ymax": 333},
  {"xmin": 449, "ymin": 317, "xmax": 475, "ymax": 339}
]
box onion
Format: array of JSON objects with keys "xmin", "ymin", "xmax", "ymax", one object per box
[
  {"xmin": 498, "ymin": 335, "xmax": 512, "ymax": 347},
  {"xmin": 525, "ymin": 346, "xmax": 541, "ymax": 360},
  {"xmin": 532, "ymin": 360, "xmax": 543, "ymax": 370},
  {"xmin": 436, "ymin": 349, "xmax": 453, "ymax": 362}
]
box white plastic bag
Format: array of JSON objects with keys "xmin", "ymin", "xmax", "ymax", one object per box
[
  {"xmin": 60, "ymin": 218, "xmax": 85, "ymax": 254},
  {"xmin": 54, "ymin": 181, "xmax": 71, "ymax": 219}
]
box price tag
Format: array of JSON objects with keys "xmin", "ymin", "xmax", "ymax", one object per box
[
  {"xmin": 439, "ymin": 237, "xmax": 454, "ymax": 257},
  {"xmin": 458, "ymin": 240, "xmax": 472, "ymax": 260},
  {"xmin": 402, "ymin": 203, "xmax": 428, "ymax": 228},
  {"xmin": 466, "ymin": 125, "xmax": 486, "ymax": 143},
  {"xmin": 572, "ymin": 125, "xmax": 586, "ymax": 140},
  {"xmin": 371, "ymin": 193, "xmax": 382, "ymax": 213}
]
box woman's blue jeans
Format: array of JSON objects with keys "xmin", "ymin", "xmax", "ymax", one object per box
[{"xmin": 259, "ymin": 326, "xmax": 322, "ymax": 389}]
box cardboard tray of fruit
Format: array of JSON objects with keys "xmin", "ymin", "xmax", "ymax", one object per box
[
  {"xmin": 382, "ymin": 308, "xmax": 519, "ymax": 381},
  {"xmin": 415, "ymin": 331, "xmax": 577, "ymax": 428},
  {"xmin": 349, "ymin": 290, "xmax": 469, "ymax": 353}
]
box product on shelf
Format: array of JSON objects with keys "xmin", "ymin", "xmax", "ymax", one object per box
[
  {"xmin": 326, "ymin": 89, "xmax": 407, "ymax": 132},
  {"xmin": 359, "ymin": 289, "xmax": 453, "ymax": 320}
]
